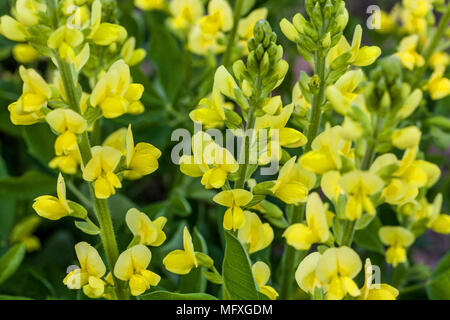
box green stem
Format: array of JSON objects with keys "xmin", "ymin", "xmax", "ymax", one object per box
[
  {"xmin": 66, "ymin": 179, "xmax": 93, "ymax": 209},
  {"xmin": 340, "ymin": 220, "xmax": 356, "ymax": 247},
  {"xmin": 222, "ymin": 0, "xmax": 244, "ymax": 69},
  {"xmin": 57, "ymin": 58, "xmax": 128, "ymax": 300}
]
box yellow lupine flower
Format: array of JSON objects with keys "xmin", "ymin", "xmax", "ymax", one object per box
[
  {"xmin": 124, "ymin": 125, "xmax": 161, "ymax": 180},
  {"xmin": 424, "ymin": 65, "xmax": 450, "ymax": 100},
  {"xmin": 125, "ymin": 208, "xmax": 167, "ymax": 246},
  {"xmin": 214, "ymin": 65, "xmax": 239, "ymax": 100},
  {"xmin": 189, "ymin": 89, "xmax": 226, "ymax": 129},
  {"xmin": 327, "ymin": 25, "xmax": 381, "ymax": 67},
  {"xmin": 49, "ymin": 150, "xmax": 81, "ymax": 175},
  {"xmin": 252, "ymin": 261, "xmax": 278, "ymax": 300},
  {"xmin": 48, "ymin": 25, "xmax": 84, "ymax": 62},
  {"xmin": 269, "ymin": 157, "xmax": 313, "ymax": 205},
  {"xmin": 321, "ymin": 170, "xmax": 342, "ymax": 201},
  {"xmin": 180, "ymin": 132, "xmax": 238, "ymax": 189},
  {"xmin": 168, "ymin": 0, "xmax": 204, "ymax": 31},
  {"xmin": 403, "ymin": 0, "xmax": 432, "ymax": 17},
  {"xmin": 90, "ymin": 60, "xmax": 144, "ymax": 118},
  {"xmin": 394, "ymin": 147, "xmax": 429, "ymax": 188},
  {"xmin": 134, "ymin": 0, "xmax": 165, "ymax": 11},
  {"xmin": 63, "ymin": 242, "xmax": 106, "ymax": 298},
  {"xmin": 416, "ymin": 194, "xmax": 450, "ymax": 235},
  {"xmin": 237, "ymin": 8, "xmax": 268, "ymax": 54},
  {"xmin": 292, "ymin": 82, "xmax": 311, "ymax": 117},
  {"xmin": 121, "ymin": 37, "xmax": 147, "ymax": 66},
  {"xmin": 32, "ymin": 173, "xmax": 72, "ymax": 220},
  {"xmin": 238, "ymin": 211, "xmax": 274, "ymax": 253},
  {"xmin": 9, "ymin": 66, "xmax": 51, "ymax": 125},
  {"xmin": 379, "ymin": 226, "xmax": 415, "ymax": 267},
  {"xmin": 316, "ymin": 246, "xmax": 362, "ymax": 300},
  {"xmin": 46, "ymin": 108, "xmax": 87, "ymax": 155},
  {"xmin": 395, "ymin": 35, "xmax": 424, "ymax": 70},
  {"xmin": 114, "ymin": 245, "xmax": 161, "ymax": 296},
  {"xmin": 339, "ymin": 170, "xmax": 384, "ymax": 221},
  {"xmin": 15, "ymin": 0, "xmax": 46, "ymax": 26},
  {"xmin": 325, "ymin": 69, "xmax": 363, "ymax": 115},
  {"xmin": 82, "ymin": 146, "xmax": 122, "ymax": 199},
  {"xmin": 200, "ymin": 0, "xmax": 233, "ymax": 33},
  {"xmin": 88, "ymin": 0, "xmax": 127, "ymax": 46},
  {"xmin": 430, "ymin": 51, "xmax": 450, "ymax": 69},
  {"xmin": 391, "ymin": 126, "xmax": 421, "ymax": 150},
  {"xmin": 295, "ymin": 251, "xmax": 324, "ymax": 295},
  {"xmin": 283, "ymin": 193, "xmax": 330, "ymax": 250},
  {"xmin": 0, "ymin": 15, "xmax": 28, "ymax": 41},
  {"xmin": 396, "ymin": 88, "xmax": 423, "ymax": 119},
  {"xmin": 163, "ymin": 227, "xmax": 198, "ymax": 275},
  {"xmin": 103, "ymin": 128, "xmax": 128, "ymax": 154},
  {"xmin": 376, "ymin": 8, "xmax": 398, "ymax": 34},
  {"xmin": 213, "ymin": 189, "xmax": 253, "ymax": 231},
  {"xmin": 300, "ymin": 125, "xmax": 351, "ymax": 174},
  {"xmin": 359, "ymin": 259, "xmax": 398, "ymax": 300},
  {"xmin": 12, "ymin": 43, "xmax": 39, "ymax": 64}
]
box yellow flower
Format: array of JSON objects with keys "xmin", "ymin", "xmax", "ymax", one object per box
[
  {"xmin": 189, "ymin": 89, "xmax": 226, "ymax": 129},
  {"xmin": 214, "ymin": 65, "xmax": 239, "ymax": 100},
  {"xmin": 283, "ymin": 193, "xmax": 330, "ymax": 250},
  {"xmin": 214, "ymin": 189, "xmax": 253, "ymax": 231},
  {"xmin": 163, "ymin": 226, "xmax": 198, "ymax": 275},
  {"xmin": 316, "ymin": 246, "xmax": 362, "ymax": 300},
  {"xmin": 295, "ymin": 251, "xmax": 324, "ymax": 295},
  {"xmin": 396, "ymin": 88, "xmax": 422, "ymax": 119},
  {"xmin": 32, "ymin": 173, "xmax": 72, "ymax": 220},
  {"xmin": 430, "ymin": 52, "xmax": 450, "ymax": 69},
  {"xmin": 252, "ymin": 261, "xmax": 278, "ymax": 300},
  {"xmin": 279, "ymin": 18, "xmax": 299, "ymax": 42},
  {"xmin": 379, "ymin": 226, "xmax": 415, "ymax": 267},
  {"xmin": 300, "ymin": 125, "xmax": 351, "ymax": 174},
  {"xmin": 12, "ymin": 44, "xmax": 39, "ymax": 64},
  {"xmin": 103, "ymin": 128, "xmax": 128, "ymax": 153},
  {"xmin": 88, "ymin": 0, "xmax": 127, "ymax": 46},
  {"xmin": 359, "ymin": 258, "xmax": 398, "ymax": 300},
  {"xmin": 321, "ymin": 171, "xmax": 342, "ymax": 202},
  {"xmin": 394, "ymin": 148, "xmax": 432, "ymax": 189},
  {"xmin": 391, "ymin": 126, "xmax": 421, "ymax": 149},
  {"xmin": 123, "ymin": 125, "xmax": 161, "ymax": 180},
  {"xmin": 327, "ymin": 25, "xmax": 381, "ymax": 67},
  {"xmin": 237, "ymin": 8, "xmax": 268, "ymax": 54},
  {"xmin": 134, "ymin": 0, "xmax": 165, "ymax": 11},
  {"xmin": 90, "ymin": 60, "xmax": 144, "ymax": 118},
  {"xmin": 49, "ymin": 150, "xmax": 81, "ymax": 175},
  {"xmin": 168, "ymin": 0, "xmax": 204, "ymax": 31},
  {"xmin": 46, "ymin": 108, "xmax": 87, "ymax": 155},
  {"xmin": 200, "ymin": 0, "xmax": 233, "ymax": 33},
  {"xmin": 179, "ymin": 132, "xmax": 238, "ymax": 189},
  {"xmin": 48, "ymin": 26, "xmax": 84, "ymax": 62},
  {"xmin": 114, "ymin": 245, "xmax": 161, "ymax": 296},
  {"xmin": 125, "ymin": 208, "xmax": 167, "ymax": 246},
  {"xmin": 238, "ymin": 211, "xmax": 274, "ymax": 253},
  {"xmin": 339, "ymin": 170, "xmax": 384, "ymax": 221},
  {"xmin": 121, "ymin": 37, "xmax": 147, "ymax": 66},
  {"xmin": 424, "ymin": 65, "xmax": 450, "ymax": 100},
  {"xmin": 292, "ymin": 82, "xmax": 311, "ymax": 117},
  {"xmin": 9, "ymin": 66, "xmax": 51, "ymax": 125},
  {"xmin": 15, "ymin": 0, "xmax": 46, "ymax": 26},
  {"xmin": 416, "ymin": 194, "xmax": 450, "ymax": 234},
  {"xmin": 325, "ymin": 69, "xmax": 364, "ymax": 115},
  {"xmin": 82, "ymin": 146, "xmax": 122, "ymax": 199},
  {"xmin": 63, "ymin": 242, "xmax": 106, "ymax": 298},
  {"xmin": 376, "ymin": 9, "xmax": 398, "ymax": 34},
  {"xmin": 269, "ymin": 157, "xmax": 315, "ymax": 205},
  {"xmin": 403, "ymin": 0, "xmax": 432, "ymax": 17},
  {"xmin": 395, "ymin": 35, "xmax": 424, "ymax": 70},
  {"xmin": 0, "ymin": 15, "xmax": 28, "ymax": 41}
]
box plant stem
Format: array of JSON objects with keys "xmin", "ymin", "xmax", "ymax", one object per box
[
  {"xmin": 222, "ymin": 0, "xmax": 244, "ymax": 69},
  {"xmin": 57, "ymin": 58, "xmax": 128, "ymax": 300}
]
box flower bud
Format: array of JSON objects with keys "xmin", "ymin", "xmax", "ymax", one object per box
[
  {"xmin": 280, "ymin": 18, "xmax": 299, "ymax": 42},
  {"xmin": 392, "ymin": 126, "xmax": 421, "ymax": 149}
]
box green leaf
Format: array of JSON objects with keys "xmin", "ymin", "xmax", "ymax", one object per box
[
  {"xmin": 21, "ymin": 124, "xmax": 55, "ymax": 165},
  {"xmin": 74, "ymin": 221, "xmax": 100, "ymax": 236},
  {"xmin": 0, "ymin": 243, "xmax": 26, "ymax": 286},
  {"xmin": 169, "ymin": 195, "xmax": 192, "ymax": 217},
  {"xmin": 141, "ymin": 291, "xmax": 217, "ymax": 300},
  {"xmin": 353, "ymin": 216, "xmax": 385, "ymax": 255},
  {"xmin": 430, "ymin": 127, "xmax": 450, "ymax": 150},
  {"xmin": 0, "ymin": 171, "xmax": 55, "ymax": 199},
  {"xmin": 427, "ymin": 252, "xmax": 450, "ymax": 300},
  {"xmin": 68, "ymin": 201, "xmax": 87, "ymax": 219},
  {"xmin": 0, "ymin": 295, "xmax": 32, "ymax": 300},
  {"xmin": 222, "ymin": 231, "xmax": 260, "ymax": 300},
  {"xmin": 355, "ymin": 213, "xmax": 376, "ymax": 230}
]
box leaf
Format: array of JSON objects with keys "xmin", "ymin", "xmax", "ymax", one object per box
[
  {"xmin": 430, "ymin": 127, "xmax": 450, "ymax": 150},
  {"xmin": 169, "ymin": 194, "xmax": 192, "ymax": 217},
  {"xmin": 141, "ymin": 290, "xmax": 217, "ymax": 300},
  {"xmin": 0, "ymin": 295, "xmax": 32, "ymax": 300},
  {"xmin": 149, "ymin": 26, "xmax": 186, "ymax": 103},
  {"xmin": 355, "ymin": 213, "xmax": 376, "ymax": 230},
  {"xmin": 0, "ymin": 243, "xmax": 26, "ymax": 286},
  {"xmin": 21, "ymin": 124, "xmax": 55, "ymax": 165},
  {"xmin": 0, "ymin": 171, "xmax": 55, "ymax": 199},
  {"xmin": 427, "ymin": 252, "xmax": 450, "ymax": 300},
  {"xmin": 180, "ymin": 227, "xmax": 208, "ymax": 293},
  {"xmin": 353, "ymin": 216, "xmax": 385, "ymax": 255},
  {"xmin": 74, "ymin": 221, "xmax": 100, "ymax": 235},
  {"xmin": 222, "ymin": 231, "xmax": 260, "ymax": 300}
]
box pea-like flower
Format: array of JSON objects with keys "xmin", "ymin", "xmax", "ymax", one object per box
[
  {"xmin": 87, "ymin": 0, "xmax": 127, "ymax": 46},
  {"xmin": 168, "ymin": 0, "xmax": 204, "ymax": 31},
  {"xmin": 424, "ymin": 65, "xmax": 450, "ymax": 100},
  {"xmin": 121, "ymin": 37, "xmax": 147, "ymax": 66},
  {"xmin": 238, "ymin": 211, "xmax": 274, "ymax": 253},
  {"xmin": 12, "ymin": 43, "xmax": 39, "ymax": 64},
  {"xmin": 114, "ymin": 244, "xmax": 161, "ymax": 296},
  {"xmin": 395, "ymin": 34, "xmax": 424, "ymax": 70},
  {"xmin": 0, "ymin": 16, "xmax": 28, "ymax": 42},
  {"xmin": 82, "ymin": 146, "xmax": 122, "ymax": 199},
  {"xmin": 359, "ymin": 258, "xmax": 398, "ymax": 300},
  {"xmin": 63, "ymin": 242, "xmax": 107, "ymax": 299},
  {"xmin": 134, "ymin": 0, "xmax": 166, "ymax": 11},
  {"xmin": 8, "ymin": 66, "xmax": 51, "ymax": 125},
  {"xmin": 33, "ymin": 173, "xmax": 72, "ymax": 220},
  {"xmin": 379, "ymin": 226, "xmax": 415, "ymax": 267},
  {"xmin": 163, "ymin": 227, "xmax": 198, "ymax": 275},
  {"xmin": 237, "ymin": 8, "xmax": 268, "ymax": 55},
  {"xmin": 316, "ymin": 246, "xmax": 362, "ymax": 300},
  {"xmin": 339, "ymin": 170, "xmax": 384, "ymax": 220},
  {"xmin": 90, "ymin": 60, "xmax": 144, "ymax": 118},
  {"xmin": 125, "ymin": 208, "xmax": 167, "ymax": 246},
  {"xmin": 189, "ymin": 89, "xmax": 226, "ymax": 129},
  {"xmin": 47, "ymin": 26, "xmax": 84, "ymax": 63},
  {"xmin": 295, "ymin": 251, "xmax": 323, "ymax": 295},
  {"xmin": 325, "ymin": 69, "xmax": 364, "ymax": 115},
  {"xmin": 252, "ymin": 261, "xmax": 278, "ymax": 300},
  {"xmin": 213, "ymin": 189, "xmax": 253, "ymax": 231},
  {"xmin": 391, "ymin": 126, "xmax": 421, "ymax": 150},
  {"xmin": 283, "ymin": 193, "xmax": 331, "ymax": 250}
]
